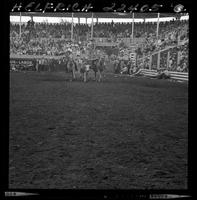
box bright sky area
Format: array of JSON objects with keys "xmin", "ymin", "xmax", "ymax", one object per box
[{"xmin": 10, "ymin": 14, "xmax": 189, "ymax": 24}]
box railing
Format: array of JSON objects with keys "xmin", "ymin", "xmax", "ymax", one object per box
[
  {"xmin": 10, "ymin": 54, "xmax": 65, "ymax": 60},
  {"xmin": 135, "ymin": 43, "xmax": 188, "ymax": 81},
  {"xmin": 10, "ymin": 54, "xmax": 189, "ymax": 81},
  {"xmin": 95, "ymin": 43, "xmax": 117, "ymax": 47},
  {"xmin": 168, "ymin": 71, "xmax": 188, "ymax": 81},
  {"xmin": 93, "ymin": 37, "xmax": 145, "ymax": 46},
  {"xmin": 140, "ymin": 69, "xmax": 188, "ymax": 81},
  {"xmin": 10, "ymin": 35, "xmax": 145, "ymax": 50},
  {"xmin": 137, "ymin": 43, "xmax": 188, "ymax": 72}
]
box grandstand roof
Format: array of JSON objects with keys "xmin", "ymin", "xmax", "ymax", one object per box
[{"xmin": 10, "ymin": 12, "xmax": 186, "ymax": 19}]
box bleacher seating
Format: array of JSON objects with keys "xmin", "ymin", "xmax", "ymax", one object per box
[{"xmin": 10, "ymin": 18, "xmax": 189, "ymax": 75}]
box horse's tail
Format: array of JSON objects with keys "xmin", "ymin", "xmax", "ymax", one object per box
[
  {"xmin": 92, "ymin": 64, "xmax": 98, "ymax": 72},
  {"xmin": 74, "ymin": 62, "xmax": 78, "ymax": 71},
  {"xmin": 98, "ymin": 60, "xmax": 105, "ymax": 72}
]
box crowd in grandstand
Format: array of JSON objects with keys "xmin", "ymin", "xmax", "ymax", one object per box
[
  {"xmin": 136, "ymin": 20, "xmax": 188, "ymax": 54},
  {"xmin": 10, "ymin": 18, "xmax": 189, "ymax": 73}
]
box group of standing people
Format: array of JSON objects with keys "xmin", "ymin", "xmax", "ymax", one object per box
[
  {"xmin": 34, "ymin": 52, "xmax": 106, "ymax": 82},
  {"xmin": 112, "ymin": 58, "xmax": 138, "ymax": 75}
]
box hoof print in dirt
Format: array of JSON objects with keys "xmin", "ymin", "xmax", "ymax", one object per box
[
  {"xmin": 103, "ymin": 176, "xmax": 108, "ymax": 180},
  {"xmin": 86, "ymin": 167, "xmax": 94, "ymax": 171}
]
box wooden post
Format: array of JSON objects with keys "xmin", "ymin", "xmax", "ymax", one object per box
[
  {"xmin": 19, "ymin": 12, "xmax": 22, "ymax": 38},
  {"xmin": 157, "ymin": 51, "xmax": 160, "ymax": 69},
  {"xmin": 177, "ymin": 51, "xmax": 180, "ymax": 68},
  {"xmin": 167, "ymin": 51, "xmax": 170, "ymax": 69},
  {"xmin": 142, "ymin": 55, "xmax": 144, "ymax": 69},
  {"xmin": 156, "ymin": 13, "xmax": 160, "ymax": 46},
  {"xmin": 132, "ymin": 13, "xmax": 134, "ymax": 43},
  {"xmin": 91, "ymin": 13, "xmax": 94, "ymax": 40},
  {"xmin": 149, "ymin": 55, "xmax": 152, "ymax": 70},
  {"xmin": 71, "ymin": 13, "xmax": 74, "ymax": 41}
]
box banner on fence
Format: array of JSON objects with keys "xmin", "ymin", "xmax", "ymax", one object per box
[{"xmin": 10, "ymin": 56, "xmax": 36, "ymax": 70}]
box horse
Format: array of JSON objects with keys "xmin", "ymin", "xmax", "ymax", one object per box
[
  {"xmin": 90, "ymin": 57, "xmax": 105, "ymax": 82},
  {"xmin": 66, "ymin": 57, "xmax": 78, "ymax": 81},
  {"xmin": 78, "ymin": 58, "xmax": 91, "ymax": 82}
]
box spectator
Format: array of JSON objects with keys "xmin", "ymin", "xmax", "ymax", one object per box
[{"xmin": 10, "ymin": 19, "xmax": 188, "ymax": 72}]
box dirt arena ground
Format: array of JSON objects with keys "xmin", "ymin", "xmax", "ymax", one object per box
[{"xmin": 9, "ymin": 71, "xmax": 188, "ymax": 189}]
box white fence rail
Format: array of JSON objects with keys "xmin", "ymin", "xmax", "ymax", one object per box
[
  {"xmin": 169, "ymin": 71, "xmax": 188, "ymax": 81},
  {"xmin": 140, "ymin": 69, "xmax": 188, "ymax": 81}
]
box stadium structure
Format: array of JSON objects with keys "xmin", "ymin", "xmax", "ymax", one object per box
[
  {"xmin": 9, "ymin": 12, "xmax": 189, "ymax": 190},
  {"xmin": 10, "ymin": 12, "xmax": 189, "ymax": 81}
]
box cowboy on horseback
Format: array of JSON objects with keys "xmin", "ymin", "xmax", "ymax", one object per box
[
  {"xmin": 89, "ymin": 55, "xmax": 105, "ymax": 82},
  {"xmin": 66, "ymin": 53, "xmax": 78, "ymax": 81},
  {"xmin": 79, "ymin": 57, "xmax": 91, "ymax": 82}
]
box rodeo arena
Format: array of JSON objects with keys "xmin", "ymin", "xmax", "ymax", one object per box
[{"xmin": 9, "ymin": 12, "xmax": 188, "ymax": 189}]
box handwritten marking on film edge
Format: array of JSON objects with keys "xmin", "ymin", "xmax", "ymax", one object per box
[
  {"xmin": 11, "ymin": 2, "xmax": 185, "ymax": 13},
  {"xmin": 11, "ymin": 2, "xmax": 93, "ymax": 12}
]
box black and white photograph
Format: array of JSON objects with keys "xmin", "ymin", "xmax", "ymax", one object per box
[{"xmin": 9, "ymin": 11, "xmax": 188, "ymax": 190}]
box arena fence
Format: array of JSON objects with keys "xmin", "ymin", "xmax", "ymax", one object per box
[
  {"xmin": 10, "ymin": 53, "xmax": 188, "ymax": 81},
  {"xmin": 10, "ymin": 54, "xmax": 65, "ymax": 71},
  {"xmin": 136, "ymin": 42, "xmax": 188, "ymax": 81},
  {"xmin": 168, "ymin": 71, "xmax": 188, "ymax": 81},
  {"xmin": 140, "ymin": 69, "xmax": 158, "ymax": 77},
  {"xmin": 140, "ymin": 69, "xmax": 188, "ymax": 81},
  {"xmin": 93, "ymin": 37, "xmax": 145, "ymax": 47},
  {"xmin": 10, "ymin": 54, "xmax": 64, "ymax": 60},
  {"xmin": 137, "ymin": 44, "xmax": 188, "ymax": 70}
]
